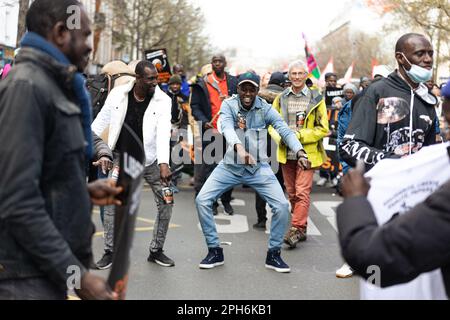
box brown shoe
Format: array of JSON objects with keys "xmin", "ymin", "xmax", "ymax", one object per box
[
  {"xmin": 298, "ymin": 226, "xmax": 307, "ymax": 242},
  {"xmin": 283, "ymin": 227, "xmax": 300, "ymax": 248}
]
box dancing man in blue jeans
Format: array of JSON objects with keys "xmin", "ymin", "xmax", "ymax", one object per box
[{"xmin": 196, "ymin": 72, "xmax": 310, "ymax": 272}]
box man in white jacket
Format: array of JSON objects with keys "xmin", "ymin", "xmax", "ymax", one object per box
[{"xmin": 92, "ymin": 60, "xmax": 175, "ymax": 268}]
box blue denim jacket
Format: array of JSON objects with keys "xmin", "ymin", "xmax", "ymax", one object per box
[{"xmin": 219, "ymin": 95, "xmax": 303, "ymax": 175}]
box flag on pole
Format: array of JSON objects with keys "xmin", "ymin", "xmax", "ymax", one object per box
[
  {"xmin": 371, "ymin": 58, "xmax": 379, "ymax": 79},
  {"xmin": 302, "ymin": 33, "xmax": 320, "ymax": 79},
  {"xmin": 318, "ymin": 57, "xmax": 334, "ymax": 87},
  {"xmin": 343, "ymin": 62, "xmax": 355, "ymax": 83}
]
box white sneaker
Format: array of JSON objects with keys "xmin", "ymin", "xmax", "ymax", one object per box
[
  {"xmin": 336, "ymin": 263, "xmax": 353, "ymax": 278},
  {"xmin": 331, "ymin": 178, "xmax": 339, "ymax": 187},
  {"xmin": 316, "ymin": 177, "xmax": 328, "ymax": 187}
]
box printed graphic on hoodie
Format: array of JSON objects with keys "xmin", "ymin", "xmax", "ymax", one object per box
[
  {"xmin": 376, "ymin": 97, "xmax": 425, "ymax": 155},
  {"xmin": 341, "ymin": 96, "xmax": 430, "ymax": 166},
  {"xmin": 339, "ymin": 72, "xmax": 437, "ymax": 171}
]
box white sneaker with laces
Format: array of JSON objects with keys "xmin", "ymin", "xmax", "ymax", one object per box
[
  {"xmin": 316, "ymin": 177, "xmax": 328, "ymax": 187},
  {"xmin": 336, "ymin": 263, "xmax": 353, "ymax": 278}
]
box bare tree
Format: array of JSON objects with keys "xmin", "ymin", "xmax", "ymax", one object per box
[
  {"xmin": 107, "ymin": 0, "xmax": 211, "ymax": 73},
  {"xmin": 366, "ymin": 0, "xmax": 450, "ymax": 82},
  {"xmin": 316, "ymin": 24, "xmax": 390, "ymax": 79},
  {"xmin": 16, "ymin": 0, "xmax": 29, "ymax": 46}
]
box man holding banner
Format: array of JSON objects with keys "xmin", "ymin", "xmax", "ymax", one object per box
[
  {"xmin": 0, "ymin": 0, "xmax": 122, "ymax": 300},
  {"xmin": 92, "ymin": 60, "xmax": 175, "ymax": 269},
  {"xmin": 336, "ymin": 33, "xmax": 443, "ymax": 299},
  {"xmin": 336, "ymin": 80, "xmax": 450, "ymax": 298},
  {"xmin": 339, "ymin": 33, "xmax": 438, "ymax": 171}
]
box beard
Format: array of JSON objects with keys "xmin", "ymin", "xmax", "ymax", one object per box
[{"xmin": 67, "ymin": 34, "xmax": 90, "ymax": 72}]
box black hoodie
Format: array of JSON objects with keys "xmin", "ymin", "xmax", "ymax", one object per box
[{"xmin": 339, "ymin": 71, "xmax": 437, "ymax": 171}]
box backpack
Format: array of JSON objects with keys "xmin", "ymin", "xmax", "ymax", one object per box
[{"xmin": 86, "ymin": 72, "xmax": 135, "ymax": 121}]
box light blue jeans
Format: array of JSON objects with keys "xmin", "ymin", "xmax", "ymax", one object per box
[{"xmin": 196, "ymin": 162, "xmax": 289, "ymax": 250}]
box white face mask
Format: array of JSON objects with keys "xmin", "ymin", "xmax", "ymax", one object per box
[
  {"xmin": 415, "ymin": 83, "xmax": 438, "ymax": 105},
  {"xmin": 399, "ymin": 52, "xmax": 433, "ymax": 83}
]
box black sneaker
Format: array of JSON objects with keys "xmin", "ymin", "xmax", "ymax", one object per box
[
  {"xmin": 212, "ymin": 202, "xmax": 218, "ymax": 216},
  {"xmin": 147, "ymin": 249, "xmax": 175, "ymax": 267},
  {"xmin": 96, "ymin": 250, "xmax": 113, "ymax": 270},
  {"xmin": 265, "ymin": 249, "xmax": 290, "ymax": 273},
  {"xmin": 253, "ymin": 220, "xmax": 266, "ymax": 230},
  {"xmin": 199, "ymin": 247, "xmax": 224, "ymax": 269},
  {"xmin": 222, "ymin": 202, "xmax": 234, "ymax": 215}
]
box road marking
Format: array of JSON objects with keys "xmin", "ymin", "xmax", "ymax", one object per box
[
  {"xmin": 218, "ymin": 198, "xmax": 245, "ymax": 206},
  {"xmin": 264, "ymin": 206, "xmax": 322, "ymax": 235},
  {"xmin": 197, "ymin": 213, "xmax": 249, "ymax": 233},
  {"xmin": 306, "ymin": 217, "xmax": 322, "ymax": 235},
  {"xmin": 312, "ymin": 201, "xmax": 341, "ymax": 232},
  {"xmin": 93, "ymin": 217, "xmax": 180, "ymax": 237}
]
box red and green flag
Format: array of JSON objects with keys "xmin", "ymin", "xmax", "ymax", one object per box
[{"xmin": 302, "ymin": 33, "xmax": 320, "ymax": 79}]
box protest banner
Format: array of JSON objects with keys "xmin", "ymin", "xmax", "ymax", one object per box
[
  {"xmin": 324, "ymin": 87, "xmax": 344, "ymax": 107},
  {"xmin": 144, "ymin": 48, "xmax": 172, "ymax": 85},
  {"xmin": 361, "ymin": 142, "xmax": 450, "ymax": 300},
  {"xmin": 107, "ymin": 123, "xmax": 146, "ymax": 300}
]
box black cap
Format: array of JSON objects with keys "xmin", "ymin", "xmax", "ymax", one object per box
[{"xmin": 269, "ymin": 72, "xmax": 285, "ymax": 86}]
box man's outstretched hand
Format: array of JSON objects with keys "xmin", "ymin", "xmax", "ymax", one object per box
[{"xmin": 92, "ymin": 156, "xmax": 113, "ymax": 175}]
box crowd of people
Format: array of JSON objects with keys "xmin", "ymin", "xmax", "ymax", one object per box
[{"xmin": 1, "ymin": 0, "xmax": 450, "ymax": 300}]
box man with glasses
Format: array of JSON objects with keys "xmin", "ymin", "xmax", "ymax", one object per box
[
  {"xmin": 269, "ymin": 60, "xmax": 329, "ymax": 248},
  {"xmin": 196, "ymin": 72, "xmax": 310, "ymax": 272},
  {"xmin": 92, "ymin": 60, "xmax": 175, "ymax": 268}
]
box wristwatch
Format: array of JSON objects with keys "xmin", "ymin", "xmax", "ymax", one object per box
[{"xmin": 297, "ymin": 150, "xmax": 308, "ymax": 160}]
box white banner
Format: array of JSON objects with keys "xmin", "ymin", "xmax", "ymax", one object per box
[{"xmin": 361, "ymin": 142, "xmax": 450, "ymax": 300}]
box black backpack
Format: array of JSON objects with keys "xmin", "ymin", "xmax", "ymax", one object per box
[{"xmin": 86, "ymin": 72, "xmax": 135, "ymax": 121}]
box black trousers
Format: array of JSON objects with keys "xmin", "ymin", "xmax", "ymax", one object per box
[{"xmin": 255, "ymin": 192, "xmax": 267, "ymax": 222}]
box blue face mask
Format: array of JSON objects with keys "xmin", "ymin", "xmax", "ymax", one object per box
[{"xmin": 399, "ymin": 52, "xmax": 433, "ymax": 83}]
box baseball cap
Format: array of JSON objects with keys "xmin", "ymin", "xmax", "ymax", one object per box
[
  {"xmin": 269, "ymin": 72, "xmax": 285, "ymax": 86},
  {"xmin": 168, "ymin": 74, "xmax": 182, "ymax": 85},
  {"xmin": 238, "ymin": 72, "xmax": 260, "ymax": 88}
]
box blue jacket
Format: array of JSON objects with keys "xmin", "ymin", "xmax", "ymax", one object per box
[
  {"xmin": 337, "ymin": 100, "xmax": 352, "ymax": 174},
  {"xmin": 180, "ymin": 77, "xmax": 190, "ymax": 97},
  {"xmin": 219, "ymin": 95, "xmax": 303, "ymax": 176}
]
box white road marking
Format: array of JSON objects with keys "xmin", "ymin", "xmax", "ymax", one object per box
[
  {"xmin": 264, "ymin": 205, "xmax": 322, "ymax": 235},
  {"xmin": 312, "ymin": 201, "xmax": 341, "ymax": 232},
  {"xmin": 197, "ymin": 213, "xmax": 249, "ymax": 233}
]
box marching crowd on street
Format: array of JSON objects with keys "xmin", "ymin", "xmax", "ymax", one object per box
[{"xmin": 1, "ymin": 0, "xmax": 450, "ymax": 300}]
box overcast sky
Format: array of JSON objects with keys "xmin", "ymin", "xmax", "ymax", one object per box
[{"xmin": 190, "ymin": 0, "xmax": 384, "ymax": 72}]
